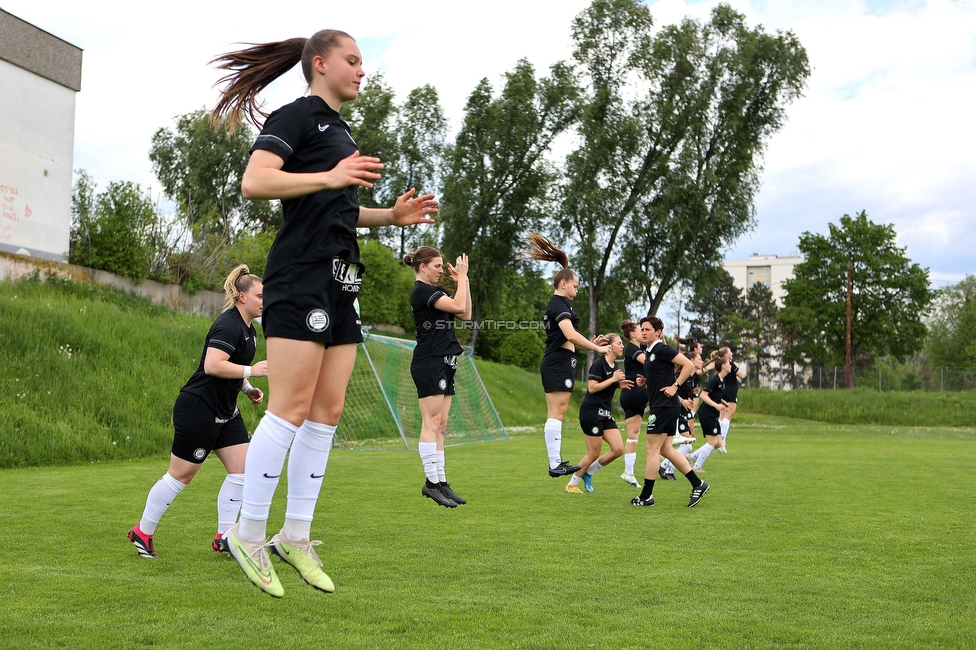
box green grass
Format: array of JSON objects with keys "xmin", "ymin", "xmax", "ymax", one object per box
[
  {"xmin": 739, "ymin": 387, "xmax": 976, "ymax": 427},
  {"xmin": 1, "ymin": 417, "xmax": 975, "ymax": 649}
]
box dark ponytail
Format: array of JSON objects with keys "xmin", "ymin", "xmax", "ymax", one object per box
[
  {"xmin": 522, "ymin": 233, "xmax": 575, "ymax": 289},
  {"xmin": 210, "ymin": 29, "xmax": 353, "ymax": 130}
]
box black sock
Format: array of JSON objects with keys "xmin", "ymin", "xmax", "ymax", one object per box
[
  {"xmin": 426, "ymin": 479, "xmax": 439, "ymax": 489},
  {"xmin": 685, "ymin": 470, "xmax": 702, "ymax": 488},
  {"xmin": 639, "ymin": 478, "xmax": 655, "ymax": 500}
]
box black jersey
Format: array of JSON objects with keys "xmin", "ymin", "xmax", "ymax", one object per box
[
  {"xmin": 581, "ymin": 357, "xmax": 618, "ymax": 413},
  {"xmin": 180, "ymin": 308, "xmax": 257, "ymax": 420},
  {"xmin": 411, "ymin": 281, "xmax": 463, "ymax": 358},
  {"xmin": 698, "ymin": 374, "xmax": 725, "ymax": 418},
  {"xmin": 543, "ymin": 295, "xmax": 580, "ymax": 355},
  {"xmin": 643, "ymin": 340, "xmax": 680, "ymax": 409},
  {"xmin": 677, "ymin": 371, "xmax": 701, "ymax": 399},
  {"xmin": 725, "ymin": 361, "xmax": 740, "ymax": 390},
  {"xmin": 250, "ymin": 96, "xmax": 361, "ymax": 288},
  {"xmin": 622, "ymin": 343, "xmax": 646, "ymax": 381}
]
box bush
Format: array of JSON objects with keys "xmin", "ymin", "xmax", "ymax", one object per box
[
  {"xmin": 498, "ymin": 329, "xmax": 544, "ymax": 370},
  {"xmin": 358, "ymin": 238, "xmax": 415, "ymax": 330}
]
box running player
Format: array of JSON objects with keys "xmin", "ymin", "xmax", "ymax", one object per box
[
  {"xmin": 631, "ymin": 316, "xmax": 709, "ymax": 508},
  {"xmin": 692, "ymin": 357, "xmax": 729, "ymax": 472},
  {"xmin": 127, "ymin": 265, "xmax": 267, "ymax": 559},
  {"xmin": 406, "ymin": 246, "xmax": 471, "ymax": 508},
  {"xmin": 718, "ymin": 347, "xmax": 745, "ymax": 452},
  {"xmin": 210, "ymin": 30, "xmax": 438, "ymax": 597},
  {"xmin": 523, "ymin": 233, "xmax": 610, "ymax": 478},
  {"xmin": 566, "ymin": 333, "xmax": 632, "ymax": 493},
  {"xmin": 618, "ymin": 319, "xmax": 649, "ymax": 487},
  {"xmin": 659, "ymin": 350, "xmax": 702, "ymax": 480}
]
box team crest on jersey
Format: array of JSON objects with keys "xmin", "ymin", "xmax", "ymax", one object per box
[
  {"xmin": 306, "ymin": 309, "xmax": 330, "ymax": 332},
  {"xmin": 570, "ymin": 358, "xmax": 577, "ymax": 368},
  {"xmin": 564, "ymin": 378, "xmax": 573, "ymax": 389},
  {"xmin": 193, "ymin": 448, "xmax": 206, "ymax": 460},
  {"xmin": 649, "ymin": 353, "xmax": 656, "ymax": 362},
  {"xmin": 439, "ymin": 379, "xmax": 447, "ymax": 390}
]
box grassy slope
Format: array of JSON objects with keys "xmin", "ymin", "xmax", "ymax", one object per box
[{"xmin": 1, "ymin": 419, "xmax": 974, "ymax": 648}]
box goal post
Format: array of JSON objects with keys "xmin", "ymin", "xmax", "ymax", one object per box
[{"xmin": 334, "ymin": 332, "xmax": 508, "ymax": 450}]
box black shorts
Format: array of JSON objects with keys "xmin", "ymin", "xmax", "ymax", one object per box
[
  {"xmin": 171, "ymin": 392, "xmax": 249, "ymax": 464},
  {"xmin": 646, "ymin": 407, "xmax": 681, "ymax": 436},
  {"xmin": 698, "ymin": 409, "xmax": 722, "ymax": 437},
  {"xmin": 619, "ymin": 386, "xmax": 648, "ymax": 419},
  {"xmin": 579, "ymin": 406, "xmax": 618, "ymax": 437},
  {"xmin": 262, "ymin": 259, "xmax": 364, "ymax": 346},
  {"xmin": 678, "ymin": 411, "xmax": 692, "ymax": 434},
  {"xmin": 724, "ymin": 388, "xmax": 739, "ymax": 404},
  {"xmin": 411, "ymin": 354, "xmax": 459, "ymax": 398},
  {"xmin": 540, "ymin": 348, "xmax": 577, "ymax": 393}
]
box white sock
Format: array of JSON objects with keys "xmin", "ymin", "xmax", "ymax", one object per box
[
  {"xmin": 720, "ymin": 419, "xmax": 730, "ymax": 441},
  {"xmin": 544, "ymin": 418, "xmax": 563, "ymax": 469},
  {"xmin": 569, "ymin": 474, "xmax": 581, "ymax": 486},
  {"xmin": 587, "ymin": 460, "xmax": 603, "ymax": 476},
  {"xmin": 419, "ymin": 441, "xmax": 439, "ymax": 483},
  {"xmin": 694, "ymin": 443, "xmax": 715, "ymax": 469},
  {"xmin": 284, "ymin": 420, "xmax": 336, "ymax": 532},
  {"xmin": 216, "ymin": 473, "xmax": 244, "ymax": 534},
  {"xmin": 436, "ymin": 450, "xmax": 447, "ymax": 483},
  {"xmin": 284, "ymin": 518, "xmax": 312, "ymax": 542},
  {"xmin": 239, "ymin": 411, "xmax": 298, "ymax": 543},
  {"xmin": 624, "ymin": 451, "xmax": 637, "ymax": 475},
  {"xmin": 661, "ymin": 459, "xmax": 674, "ymax": 473},
  {"xmin": 139, "ymin": 472, "xmax": 187, "ymax": 535},
  {"xmin": 678, "ymin": 443, "xmax": 693, "ymax": 457},
  {"xmin": 688, "ymin": 447, "xmax": 700, "ymax": 461}
]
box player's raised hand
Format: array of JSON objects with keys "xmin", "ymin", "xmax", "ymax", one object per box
[
  {"xmin": 326, "ymin": 151, "xmax": 383, "ymax": 189},
  {"xmin": 392, "ymin": 187, "xmax": 438, "ymax": 227}
]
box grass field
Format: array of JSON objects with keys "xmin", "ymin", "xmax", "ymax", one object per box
[{"xmin": 2, "ymin": 415, "xmax": 975, "ymax": 649}]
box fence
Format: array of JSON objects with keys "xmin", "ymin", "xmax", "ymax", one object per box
[{"xmin": 796, "ymin": 365, "xmax": 976, "ymax": 392}]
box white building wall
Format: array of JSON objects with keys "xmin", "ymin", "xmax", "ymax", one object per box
[{"xmin": 0, "ymin": 58, "xmax": 76, "ymax": 261}]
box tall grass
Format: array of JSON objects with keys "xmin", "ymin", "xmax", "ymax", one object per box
[{"xmin": 739, "ymin": 387, "xmax": 976, "ymax": 427}]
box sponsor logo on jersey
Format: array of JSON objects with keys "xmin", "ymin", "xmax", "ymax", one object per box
[
  {"xmin": 318, "ymin": 124, "xmax": 330, "ymax": 132},
  {"xmin": 193, "ymin": 448, "xmax": 207, "ymax": 460},
  {"xmin": 444, "ymin": 355, "xmax": 458, "ymax": 369},
  {"xmin": 438, "ymin": 378, "xmax": 447, "ymax": 390},
  {"xmin": 570, "ymin": 358, "xmax": 577, "ymax": 368},
  {"xmin": 307, "ymin": 309, "xmax": 330, "ymax": 332},
  {"xmin": 333, "ymin": 258, "xmax": 363, "ymax": 293},
  {"xmin": 564, "ymin": 378, "xmax": 573, "ymax": 388},
  {"xmin": 598, "ymin": 408, "xmax": 611, "ymax": 418}
]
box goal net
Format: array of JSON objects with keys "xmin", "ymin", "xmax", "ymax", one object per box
[{"xmin": 334, "ymin": 332, "xmax": 508, "ymax": 450}]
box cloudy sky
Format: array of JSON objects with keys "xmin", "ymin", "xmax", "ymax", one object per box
[{"xmin": 6, "ymin": 0, "xmax": 975, "ymax": 286}]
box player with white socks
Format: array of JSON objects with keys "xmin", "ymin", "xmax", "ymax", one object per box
[
  {"xmin": 524, "ymin": 234, "xmax": 610, "ymax": 479},
  {"xmin": 211, "ymin": 30, "xmax": 438, "ymax": 597},
  {"xmin": 128, "ymin": 265, "xmax": 267, "ymax": 560},
  {"xmin": 618, "ymin": 320, "xmax": 650, "ymax": 487},
  {"xmin": 691, "ymin": 357, "xmax": 730, "ymax": 471},
  {"xmin": 566, "ymin": 334, "xmax": 632, "ymax": 493},
  {"xmin": 659, "ymin": 350, "xmax": 702, "ymax": 479},
  {"xmin": 406, "ymin": 246, "xmax": 472, "ymax": 508},
  {"xmin": 717, "ymin": 347, "xmax": 745, "ymax": 453}
]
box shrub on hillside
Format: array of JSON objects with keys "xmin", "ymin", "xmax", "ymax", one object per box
[{"xmin": 498, "ymin": 329, "xmax": 544, "ymax": 370}]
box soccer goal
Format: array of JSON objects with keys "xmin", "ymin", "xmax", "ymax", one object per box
[{"xmin": 334, "ymin": 332, "xmax": 508, "ymax": 450}]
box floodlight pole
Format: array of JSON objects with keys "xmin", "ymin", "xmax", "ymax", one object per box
[{"xmin": 845, "ymin": 260, "xmax": 853, "ymax": 389}]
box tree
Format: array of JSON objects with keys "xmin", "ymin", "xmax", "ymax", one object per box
[
  {"xmin": 344, "ymin": 72, "xmax": 400, "ymax": 211},
  {"xmin": 926, "ymin": 275, "xmax": 976, "ymax": 368},
  {"xmin": 778, "ymin": 211, "xmax": 934, "ymax": 370},
  {"xmin": 686, "ymin": 266, "xmax": 746, "ymax": 354},
  {"xmin": 69, "ymin": 171, "xmax": 162, "ymax": 282},
  {"xmin": 149, "ymin": 109, "xmax": 278, "ymax": 238},
  {"xmin": 741, "ymin": 281, "xmax": 778, "ymax": 387},
  {"xmin": 440, "ymin": 58, "xmax": 580, "ymax": 352},
  {"xmin": 562, "ymin": 0, "xmax": 810, "ymax": 332}
]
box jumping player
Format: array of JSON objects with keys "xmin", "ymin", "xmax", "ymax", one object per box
[
  {"xmin": 618, "ymin": 319, "xmax": 649, "ymax": 487},
  {"xmin": 692, "ymin": 357, "xmax": 730, "ymax": 472},
  {"xmin": 406, "ymin": 246, "xmax": 471, "ymax": 508},
  {"xmin": 566, "ymin": 333, "xmax": 632, "ymax": 493},
  {"xmin": 210, "ymin": 30, "xmax": 438, "ymax": 597},
  {"xmin": 127, "ymin": 265, "xmax": 267, "ymax": 559},
  {"xmin": 631, "ymin": 316, "xmax": 710, "ymax": 508},
  {"xmin": 524, "ymin": 233, "xmax": 610, "ymax": 479}
]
